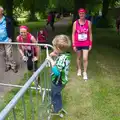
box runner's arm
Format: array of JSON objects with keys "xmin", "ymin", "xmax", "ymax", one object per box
[
  {"xmin": 88, "ymin": 21, "xmax": 93, "ymax": 46},
  {"xmin": 72, "ymin": 21, "xmax": 76, "ymax": 47}
]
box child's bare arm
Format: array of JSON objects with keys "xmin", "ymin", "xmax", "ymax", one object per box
[
  {"xmin": 50, "ymin": 51, "xmax": 58, "ymax": 57},
  {"xmin": 46, "ymin": 55, "xmax": 56, "ymax": 66}
]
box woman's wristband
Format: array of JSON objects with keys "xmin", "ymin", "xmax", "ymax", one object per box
[
  {"xmin": 72, "ymin": 44, "xmax": 75, "ymax": 47},
  {"xmin": 89, "ymin": 40, "xmax": 92, "ymax": 46}
]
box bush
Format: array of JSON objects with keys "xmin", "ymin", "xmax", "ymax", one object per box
[
  {"xmin": 96, "ymin": 16, "xmax": 116, "ymax": 28},
  {"xmin": 108, "ymin": 16, "xmax": 116, "ymax": 28},
  {"xmin": 96, "ymin": 17, "xmax": 110, "ymax": 28}
]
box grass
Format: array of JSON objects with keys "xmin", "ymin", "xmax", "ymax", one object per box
[
  {"xmin": 1, "ymin": 21, "xmax": 120, "ymax": 120},
  {"xmin": 0, "ymin": 49, "xmax": 51, "ymax": 119},
  {"xmin": 14, "ymin": 17, "xmax": 61, "ymax": 40},
  {"xmin": 0, "ymin": 64, "xmax": 51, "ymax": 120},
  {"xmin": 14, "ymin": 19, "xmax": 46, "ymax": 39},
  {"xmin": 21, "ymin": 20, "xmax": 46, "ymax": 30},
  {"xmin": 52, "ymin": 28, "xmax": 120, "ymax": 120}
]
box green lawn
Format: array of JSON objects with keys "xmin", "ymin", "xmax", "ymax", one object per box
[
  {"xmin": 1, "ymin": 27, "xmax": 120, "ymax": 120},
  {"xmin": 14, "ymin": 20, "xmax": 46, "ymax": 39},
  {"xmin": 52, "ymin": 28, "xmax": 120, "ymax": 120},
  {"xmin": 0, "ymin": 64, "xmax": 51, "ymax": 120},
  {"xmin": 0, "ymin": 49, "xmax": 51, "ymax": 120},
  {"xmin": 22, "ymin": 20, "xmax": 46, "ymax": 30}
]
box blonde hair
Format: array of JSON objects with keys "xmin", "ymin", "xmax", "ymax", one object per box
[{"xmin": 52, "ymin": 34, "xmax": 71, "ymax": 52}]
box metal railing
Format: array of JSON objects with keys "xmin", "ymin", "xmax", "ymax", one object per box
[
  {"xmin": 0, "ymin": 42, "xmax": 53, "ymax": 120},
  {"xmin": 0, "ymin": 42, "xmax": 53, "ymax": 88}
]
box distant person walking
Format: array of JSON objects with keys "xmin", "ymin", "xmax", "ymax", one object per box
[
  {"xmin": 46, "ymin": 11, "xmax": 55, "ymax": 31},
  {"xmin": 46, "ymin": 12, "xmax": 52, "ymax": 26},
  {"xmin": 72, "ymin": 8, "xmax": 93, "ymax": 80},
  {"xmin": 116, "ymin": 16, "xmax": 120, "ymax": 34},
  {"xmin": 37, "ymin": 27, "xmax": 48, "ymax": 44},
  {"xmin": 0, "ymin": 6, "xmax": 18, "ymax": 73}
]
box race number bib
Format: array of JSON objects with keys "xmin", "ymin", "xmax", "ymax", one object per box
[
  {"xmin": 27, "ymin": 46, "xmax": 32, "ymax": 50},
  {"xmin": 22, "ymin": 45, "xmax": 32, "ymax": 50},
  {"xmin": 78, "ymin": 33, "xmax": 87, "ymax": 41}
]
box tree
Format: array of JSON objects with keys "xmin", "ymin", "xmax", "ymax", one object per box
[
  {"xmin": 102, "ymin": 0, "xmax": 119, "ymax": 18},
  {"xmin": 96, "ymin": 0, "xmax": 119, "ymax": 28},
  {"xmin": 0, "ymin": 0, "xmax": 22, "ymax": 20},
  {"xmin": 56, "ymin": 0, "xmax": 74, "ymax": 12},
  {"xmin": 86, "ymin": 0, "xmax": 102, "ymax": 15},
  {"xmin": 0, "ymin": 0, "xmax": 13, "ymax": 18},
  {"xmin": 110, "ymin": 0, "xmax": 119, "ymax": 7},
  {"xmin": 102, "ymin": 0, "xmax": 110, "ymax": 18},
  {"xmin": 22, "ymin": 0, "xmax": 49, "ymax": 21}
]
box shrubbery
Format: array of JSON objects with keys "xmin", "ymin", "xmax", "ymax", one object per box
[{"xmin": 96, "ymin": 16, "xmax": 116, "ymax": 28}]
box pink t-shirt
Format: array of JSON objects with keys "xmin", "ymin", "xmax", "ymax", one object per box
[
  {"xmin": 17, "ymin": 33, "xmax": 37, "ymax": 56},
  {"xmin": 17, "ymin": 33, "xmax": 32, "ymax": 50},
  {"xmin": 74, "ymin": 19, "xmax": 90, "ymax": 47}
]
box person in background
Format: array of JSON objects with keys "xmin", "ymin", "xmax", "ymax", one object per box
[
  {"xmin": 46, "ymin": 11, "xmax": 55, "ymax": 31},
  {"xmin": 72, "ymin": 8, "xmax": 93, "ymax": 80},
  {"xmin": 37, "ymin": 28, "xmax": 48, "ymax": 44},
  {"xmin": 46, "ymin": 12, "xmax": 52, "ymax": 26},
  {"xmin": 0, "ymin": 6, "xmax": 18, "ymax": 73},
  {"xmin": 116, "ymin": 16, "xmax": 120, "ymax": 34},
  {"xmin": 51, "ymin": 11, "xmax": 55, "ymax": 31}
]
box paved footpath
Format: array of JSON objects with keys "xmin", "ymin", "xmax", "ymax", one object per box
[{"xmin": 0, "ymin": 17, "xmax": 71, "ymax": 98}]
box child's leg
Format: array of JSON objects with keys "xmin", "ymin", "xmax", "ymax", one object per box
[{"xmin": 51, "ymin": 82, "xmax": 64, "ymax": 113}]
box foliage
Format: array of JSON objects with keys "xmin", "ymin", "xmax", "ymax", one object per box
[
  {"xmin": 22, "ymin": 0, "xmax": 48, "ymax": 12},
  {"xmin": 56, "ymin": 0, "xmax": 74, "ymax": 12},
  {"xmin": 96, "ymin": 17, "xmax": 110, "ymax": 28},
  {"xmin": 0, "ymin": 0, "xmax": 119, "ymax": 26},
  {"xmin": 2, "ymin": 23, "xmax": 120, "ymax": 120},
  {"xmin": 13, "ymin": 7, "xmax": 29, "ymax": 18},
  {"xmin": 110, "ymin": 0, "xmax": 120, "ymax": 7},
  {"xmin": 86, "ymin": 0, "xmax": 102, "ymax": 14}
]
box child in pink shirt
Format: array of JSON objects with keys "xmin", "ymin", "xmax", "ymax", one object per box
[{"xmin": 37, "ymin": 28, "xmax": 48, "ymax": 43}]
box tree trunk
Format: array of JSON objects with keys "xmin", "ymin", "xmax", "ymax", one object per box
[
  {"xmin": 102, "ymin": 0, "xmax": 110, "ymax": 18},
  {"xmin": 5, "ymin": 0, "xmax": 15, "ymax": 41},
  {"xmin": 5, "ymin": 0, "xmax": 13, "ymax": 18},
  {"xmin": 73, "ymin": 0, "xmax": 86, "ymax": 23},
  {"xmin": 28, "ymin": 0, "xmax": 37, "ymax": 21}
]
